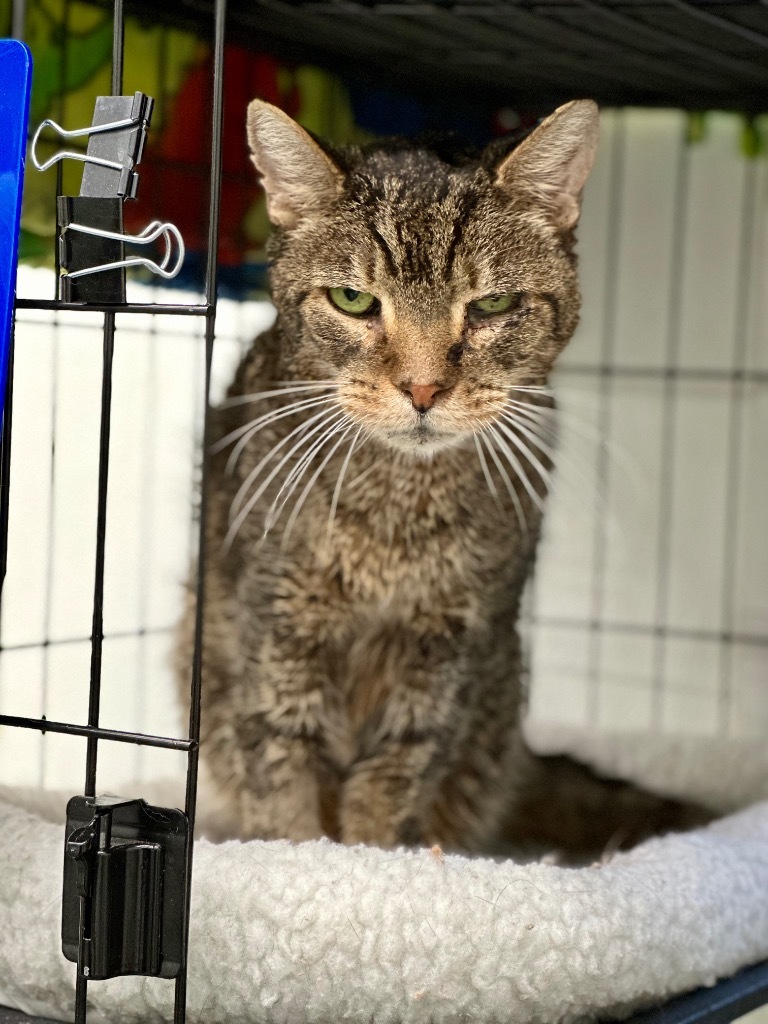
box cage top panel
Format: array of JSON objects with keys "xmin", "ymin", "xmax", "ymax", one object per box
[{"xmin": 108, "ymin": 0, "xmax": 768, "ymax": 112}]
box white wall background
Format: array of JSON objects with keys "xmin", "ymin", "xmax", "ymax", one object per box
[{"xmin": 1, "ymin": 108, "xmax": 766, "ymax": 796}]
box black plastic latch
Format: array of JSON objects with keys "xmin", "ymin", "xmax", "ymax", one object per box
[{"xmin": 62, "ymin": 795, "xmax": 189, "ymax": 980}]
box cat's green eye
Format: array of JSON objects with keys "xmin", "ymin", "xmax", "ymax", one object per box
[
  {"xmin": 469, "ymin": 293, "xmax": 519, "ymax": 315},
  {"xmin": 328, "ymin": 287, "xmax": 378, "ymax": 316}
]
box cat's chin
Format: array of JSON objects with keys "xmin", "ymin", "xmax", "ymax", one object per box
[{"xmin": 380, "ymin": 425, "xmax": 469, "ymax": 459}]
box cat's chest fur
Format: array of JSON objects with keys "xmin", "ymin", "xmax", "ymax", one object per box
[
  {"xmin": 226, "ymin": 368, "xmax": 534, "ymax": 629},
  {"xmin": 217, "ymin": 366, "xmax": 535, "ymax": 766}
]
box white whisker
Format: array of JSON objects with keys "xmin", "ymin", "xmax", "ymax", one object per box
[
  {"xmin": 487, "ymin": 424, "xmax": 546, "ymax": 514},
  {"xmin": 213, "ymin": 393, "xmax": 337, "ymax": 466},
  {"xmin": 280, "ymin": 420, "xmax": 357, "ymax": 552},
  {"xmin": 495, "ymin": 417, "xmax": 557, "ymax": 509},
  {"xmin": 504, "ymin": 399, "xmax": 621, "ymax": 517},
  {"xmin": 479, "ymin": 431, "xmax": 529, "ymax": 538},
  {"xmin": 505, "ymin": 400, "xmax": 559, "ymax": 444},
  {"xmin": 507, "ymin": 396, "xmax": 608, "ymax": 449},
  {"xmin": 324, "ymin": 425, "xmax": 365, "ymax": 555},
  {"xmin": 219, "ymin": 381, "xmax": 337, "ymax": 408},
  {"xmin": 228, "ymin": 395, "xmax": 341, "ymax": 471},
  {"xmin": 224, "ymin": 408, "xmax": 345, "ymax": 548},
  {"xmin": 226, "ymin": 395, "xmax": 339, "ymax": 474},
  {"xmin": 500, "ymin": 412, "xmax": 558, "ymax": 466},
  {"xmin": 264, "ymin": 412, "xmax": 351, "ymax": 532},
  {"xmin": 347, "ymin": 459, "xmax": 377, "ymax": 491},
  {"xmin": 473, "ymin": 434, "xmax": 503, "ymax": 512},
  {"xmin": 507, "ymin": 384, "xmax": 553, "ymax": 397},
  {"xmin": 229, "ymin": 406, "xmax": 338, "ymax": 523}
]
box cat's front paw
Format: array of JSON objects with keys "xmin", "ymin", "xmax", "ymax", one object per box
[
  {"xmin": 239, "ymin": 794, "xmax": 325, "ymax": 842},
  {"xmin": 340, "ymin": 788, "xmax": 425, "ymax": 848},
  {"xmin": 341, "ymin": 818, "xmax": 424, "ymax": 849}
]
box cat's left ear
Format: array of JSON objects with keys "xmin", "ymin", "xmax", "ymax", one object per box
[{"xmin": 494, "ymin": 100, "xmax": 600, "ymax": 231}]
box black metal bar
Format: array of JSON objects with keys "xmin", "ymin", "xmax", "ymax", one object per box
[
  {"xmin": 11, "ymin": 0, "xmax": 26, "ymax": 39},
  {"xmin": 39, "ymin": 313, "xmax": 61, "ymax": 786},
  {"xmin": 5, "ymin": 616, "xmax": 766, "ymax": 654},
  {"xmin": 0, "ymin": 624, "xmax": 173, "ymax": 653},
  {"xmin": 616, "ymin": 959, "xmax": 768, "ymax": 1024},
  {"xmin": 487, "ymin": 4, "xmax": 748, "ymax": 97},
  {"xmin": 135, "ymin": 322, "xmax": 158, "ymax": 780},
  {"xmin": 111, "ymin": 0, "xmax": 124, "ymax": 95},
  {"xmin": 650, "ymin": 118, "xmax": 690, "ymax": 728},
  {"xmin": 556, "ymin": 364, "xmax": 768, "ymax": 384},
  {"xmin": 585, "ymin": 110, "xmax": 625, "ymax": 724},
  {"xmin": 79, "ymin": 0, "xmax": 128, "ymax": 823},
  {"xmin": 83, "ymin": 312, "xmax": 116, "ymax": 801},
  {"xmin": 667, "ymin": 0, "xmax": 768, "ymax": 52},
  {"xmin": 67, "ymin": 0, "xmax": 768, "ymax": 111},
  {"xmin": 0, "ymin": 713, "xmax": 195, "ymax": 750},
  {"xmin": 716, "ymin": 153, "xmax": 758, "ymax": 732},
  {"xmin": 443, "ymin": 9, "xmax": 693, "ymax": 103},
  {"xmin": 203, "ymin": 0, "xmax": 225, "ymax": 312},
  {"xmin": 174, "ymin": 0, "xmax": 227, "ymax": 1019},
  {"xmin": 525, "ymin": 615, "xmax": 768, "ymax": 650},
  {"xmin": 74, "ymin": 975, "xmax": 87, "ymax": 1024},
  {"xmin": 54, "ymin": 0, "xmax": 71, "ymax": 303},
  {"xmin": 14, "ymin": 299, "xmax": 211, "ymax": 316},
  {"xmin": 573, "ymin": 0, "xmax": 768, "ymax": 85}
]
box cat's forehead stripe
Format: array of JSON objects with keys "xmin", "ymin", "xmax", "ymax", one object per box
[
  {"xmin": 369, "ymin": 224, "xmax": 398, "ymax": 279},
  {"xmin": 356, "ymin": 180, "xmax": 481, "ymax": 287}
]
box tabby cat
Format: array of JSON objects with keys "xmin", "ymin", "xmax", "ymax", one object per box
[{"xmin": 180, "ymin": 98, "xmax": 706, "ymax": 854}]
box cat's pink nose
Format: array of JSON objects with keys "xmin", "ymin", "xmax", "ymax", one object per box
[{"xmin": 399, "ymin": 382, "xmax": 452, "ymax": 413}]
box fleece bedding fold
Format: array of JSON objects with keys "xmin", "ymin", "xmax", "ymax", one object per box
[{"xmin": 1, "ymin": 787, "xmax": 768, "ymax": 1024}]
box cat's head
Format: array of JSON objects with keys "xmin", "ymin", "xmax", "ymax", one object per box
[{"xmin": 247, "ymin": 99, "xmax": 599, "ymax": 457}]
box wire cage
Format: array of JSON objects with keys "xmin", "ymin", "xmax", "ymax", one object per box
[{"xmin": 1, "ymin": 2, "xmax": 768, "ymax": 1023}]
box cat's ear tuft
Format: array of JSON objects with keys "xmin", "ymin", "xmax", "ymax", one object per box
[
  {"xmin": 494, "ymin": 100, "xmax": 600, "ymax": 231},
  {"xmin": 247, "ymin": 100, "xmax": 344, "ymax": 229}
]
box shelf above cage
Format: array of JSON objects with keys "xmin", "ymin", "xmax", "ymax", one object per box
[{"xmin": 87, "ymin": 0, "xmax": 768, "ymax": 112}]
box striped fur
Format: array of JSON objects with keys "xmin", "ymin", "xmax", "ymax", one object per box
[{"xmin": 179, "ymin": 100, "xmax": 708, "ymax": 853}]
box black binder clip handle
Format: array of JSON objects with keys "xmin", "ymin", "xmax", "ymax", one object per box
[
  {"xmin": 61, "ymin": 219, "xmax": 185, "ymax": 281},
  {"xmin": 31, "ymin": 92, "xmax": 153, "ymax": 200}
]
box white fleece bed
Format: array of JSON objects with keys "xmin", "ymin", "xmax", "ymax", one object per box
[{"xmin": 1, "ymin": 729, "xmax": 768, "ymax": 1024}]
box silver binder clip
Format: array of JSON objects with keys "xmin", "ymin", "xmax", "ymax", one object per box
[
  {"xmin": 32, "ymin": 92, "xmax": 153, "ymax": 199},
  {"xmin": 60, "ymin": 220, "xmax": 185, "ymax": 281}
]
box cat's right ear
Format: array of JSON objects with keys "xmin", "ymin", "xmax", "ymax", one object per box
[{"xmin": 247, "ymin": 100, "xmax": 344, "ymax": 230}]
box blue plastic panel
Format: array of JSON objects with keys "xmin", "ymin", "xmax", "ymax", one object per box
[{"xmin": 0, "ymin": 39, "xmax": 32, "ymax": 434}]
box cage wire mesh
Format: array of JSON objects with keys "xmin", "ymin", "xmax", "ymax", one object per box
[
  {"xmin": 1, "ymin": 1, "xmax": 768, "ymax": 1022},
  {"xmin": 0, "ymin": 0, "xmax": 228, "ymax": 1018}
]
